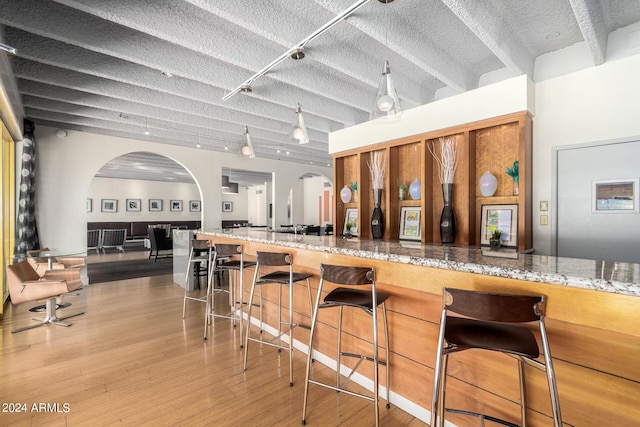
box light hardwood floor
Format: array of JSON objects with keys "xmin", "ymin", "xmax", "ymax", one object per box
[{"xmin": 1, "ymin": 252, "xmax": 428, "ymax": 426}]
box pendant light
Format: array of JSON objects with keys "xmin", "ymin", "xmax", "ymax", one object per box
[
  {"xmin": 290, "ymin": 103, "xmax": 309, "ymax": 144},
  {"xmin": 241, "ymin": 126, "xmax": 255, "ymax": 158},
  {"xmin": 144, "ymin": 118, "xmax": 150, "ymax": 135},
  {"xmin": 290, "ymin": 47, "xmax": 310, "ymax": 144},
  {"xmin": 371, "ymin": 0, "xmax": 402, "ymax": 119}
]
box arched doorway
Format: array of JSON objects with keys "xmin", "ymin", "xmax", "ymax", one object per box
[{"xmin": 86, "ymin": 151, "xmax": 202, "ymax": 263}]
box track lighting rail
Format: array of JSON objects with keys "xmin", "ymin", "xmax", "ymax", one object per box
[{"xmin": 222, "ymin": 0, "xmax": 372, "ymax": 101}]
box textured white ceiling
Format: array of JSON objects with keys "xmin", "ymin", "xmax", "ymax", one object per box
[{"xmin": 2, "ymin": 0, "xmax": 640, "ymax": 167}]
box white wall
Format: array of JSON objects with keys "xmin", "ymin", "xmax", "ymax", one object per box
[
  {"xmin": 221, "ymin": 186, "xmax": 249, "ymax": 222},
  {"xmin": 33, "ymin": 125, "xmax": 331, "ymax": 253},
  {"xmin": 533, "ymin": 54, "xmax": 640, "ymax": 254},
  {"xmin": 87, "ymin": 177, "xmax": 200, "ymax": 222},
  {"xmin": 328, "ymin": 74, "xmax": 534, "ymax": 153},
  {"xmin": 246, "ymin": 183, "xmax": 270, "ymax": 226}
]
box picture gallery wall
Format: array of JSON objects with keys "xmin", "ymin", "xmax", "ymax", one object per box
[{"xmin": 86, "ymin": 177, "xmax": 201, "ymax": 222}]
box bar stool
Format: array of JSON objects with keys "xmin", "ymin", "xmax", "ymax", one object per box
[
  {"xmin": 302, "ymin": 264, "xmax": 390, "ymax": 427},
  {"xmin": 431, "ymin": 287, "xmax": 562, "ymax": 427},
  {"xmin": 203, "ymin": 243, "xmax": 256, "ymax": 342},
  {"xmin": 182, "ymin": 239, "xmax": 214, "ymax": 318},
  {"xmin": 243, "ymin": 251, "xmax": 313, "ymax": 386}
]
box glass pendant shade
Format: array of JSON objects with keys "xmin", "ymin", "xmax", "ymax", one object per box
[
  {"xmin": 371, "ymin": 60, "xmax": 402, "ymax": 119},
  {"xmin": 290, "ymin": 103, "xmax": 310, "ymax": 144},
  {"xmin": 479, "ymin": 170, "xmax": 498, "ymax": 197},
  {"xmin": 241, "ymin": 126, "xmax": 255, "ymax": 158}
]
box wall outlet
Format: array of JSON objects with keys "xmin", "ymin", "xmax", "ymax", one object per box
[{"xmin": 540, "ymin": 215, "xmax": 549, "ymax": 225}]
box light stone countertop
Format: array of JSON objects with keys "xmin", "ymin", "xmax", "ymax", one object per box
[{"xmin": 199, "ymin": 228, "xmax": 640, "ymax": 297}]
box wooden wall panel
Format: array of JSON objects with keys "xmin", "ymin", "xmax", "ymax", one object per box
[{"xmin": 334, "ymin": 112, "xmax": 532, "ymax": 248}]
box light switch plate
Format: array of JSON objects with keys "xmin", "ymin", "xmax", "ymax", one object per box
[
  {"xmin": 540, "ymin": 215, "xmax": 549, "ymax": 225},
  {"xmin": 540, "ymin": 200, "xmax": 549, "ymax": 211}
]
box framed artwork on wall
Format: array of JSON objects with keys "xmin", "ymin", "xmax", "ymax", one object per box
[
  {"xmin": 126, "ymin": 198, "xmax": 141, "ymax": 212},
  {"xmin": 480, "ymin": 204, "xmax": 518, "ymax": 247},
  {"xmin": 149, "ymin": 199, "xmax": 163, "ymax": 212},
  {"xmin": 399, "ymin": 206, "xmax": 421, "ymax": 241},
  {"xmin": 170, "ymin": 200, "xmax": 183, "ymax": 212},
  {"xmin": 101, "ymin": 199, "xmax": 117, "ymax": 213},
  {"xmin": 189, "ymin": 200, "xmax": 201, "ymax": 212},
  {"xmin": 86, "ymin": 198, "xmax": 92, "ymax": 212},
  {"xmin": 222, "ymin": 201, "xmax": 233, "ymax": 212},
  {"xmin": 343, "ymin": 207, "xmax": 358, "ymax": 236}
]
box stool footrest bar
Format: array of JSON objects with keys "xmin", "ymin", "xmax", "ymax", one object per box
[
  {"xmin": 445, "ymin": 408, "xmax": 519, "ymax": 427},
  {"xmin": 308, "ymin": 379, "xmax": 375, "ymax": 402},
  {"xmin": 340, "ymin": 352, "xmax": 387, "ymax": 366}
]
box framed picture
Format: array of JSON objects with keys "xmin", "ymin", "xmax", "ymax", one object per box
[
  {"xmin": 343, "ymin": 207, "xmax": 358, "ymax": 236},
  {"xmin": 149, "ymin": 199, "xmax": 163, "ymax": 212},
  {"xmin": 399, "ymin": 206, "xmax": 421, "ymax": 241},
  {"xmin": 170, "ymin": 200, "xmax": 183, "ymax": 212},
  {"xmin": 480, "ymin": 204, "xmax": 518, "ymax": 248},
  {"xmin": 126, "ymin": 198, "xmax": 141, "ymax": 212},
  {"xmin": 591, "ymin": 178, "xmax": 639, "ymax": 213},
  {"xmin": 101, "ymin": 199, "xmax": 118, "ymax": 213},
  {"xmin": 222, "ymin": 201, "xmax": 233, "ymax": 212},
  {"xmin": 189, "ymin": 200, "xmax": 201, "ymax": 212},
  {"xmin": 86, "ymin": 198, "xmax": 92, "ymax": 212}
]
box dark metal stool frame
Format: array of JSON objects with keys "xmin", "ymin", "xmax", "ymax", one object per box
[
  {"xmin": 302, "ymin": 264, "xmax": 391, "ymax": 427},
  {"xmin": 243, "ymin": 251, "xmax": 313, "ymax": 386},
  {"xmin": 203, "ymin": 243, "xmax": 256, "ymax": 343},
  {"xmin": 431, "ymin": 287, "xmax": 562, "ymax": 427},
  {"xmin": 182, "ymin": 239, "xmax": 214, "ymax": 318}
]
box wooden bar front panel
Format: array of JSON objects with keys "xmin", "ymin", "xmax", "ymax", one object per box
[{"xmin": 201, "ymin": 234, "xmax": 640, "ymax": 427}]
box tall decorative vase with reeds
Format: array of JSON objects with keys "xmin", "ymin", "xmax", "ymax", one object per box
[
  {"xmin": 428, "ymin": 137, "xmax": 459, "ymax": 244},
  {"xmin": 368, "ymin": 152, "xmax": 387, "ymax": 239}
]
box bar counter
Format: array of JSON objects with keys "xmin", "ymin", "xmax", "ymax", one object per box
[{"xmin": 198, "ymin": 228, "xmax": 640, "ymax": 426}]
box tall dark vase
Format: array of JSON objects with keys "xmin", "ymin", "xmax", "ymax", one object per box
[
  {"xmin": 371, "ymin": 188, "xmax": 384, "ymax": 239},
  {"xmin": 440, "ymin": 183, "xmax": 456, "ymax": 243}
]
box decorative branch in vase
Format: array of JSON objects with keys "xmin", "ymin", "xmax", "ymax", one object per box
[
  {"xmin": 349, "ymin": 180, "xmax": 358, "ymax": 202},
  {"xmin": 367, "ymin": 151, "xmax": 387, "ymax": 239},
  {"xmin": 427, "ymin": 137, "xmax": 459, "ymax": 243},
  {"xmin": 506, "ymin": 160, "xmax": 519, "ymax": 196}
]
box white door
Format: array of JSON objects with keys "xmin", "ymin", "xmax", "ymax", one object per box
[{"xmin": 557, "ymin": 139, "xmax": 640, "ymax": 263}]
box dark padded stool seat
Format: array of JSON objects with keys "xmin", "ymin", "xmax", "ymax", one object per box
[
  {"xmin": 444, "ymin": 317, "xmax": 539, "ymax": 358},
  {"xmin": 324, "ymin": 287, "xmax": 390, "ymax": 310},
  {"xmin": 257, "ymin": 271, "xmax": 312, "ymax": 284}
]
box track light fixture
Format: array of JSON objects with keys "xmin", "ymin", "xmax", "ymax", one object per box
[
  {"xmin": 290, "ymin": 103, "xmax": 310, "ymax": 144},
  {"xmin": 144, "ymin": 118, "xmax": 150, "ymax": 135},
  {"xmin": 291, "ymin": 47, "xmax": 305, "ymax": 60},
  {"xmin": 0, "ymin": 42, "xmax": 17, "ymax": 55}
]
